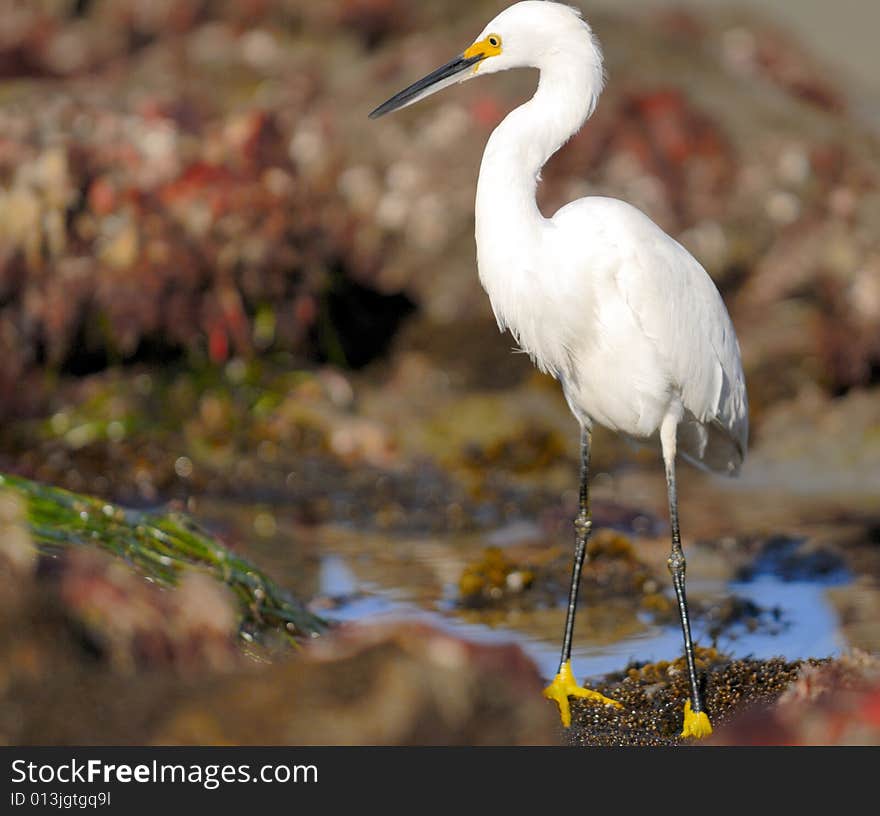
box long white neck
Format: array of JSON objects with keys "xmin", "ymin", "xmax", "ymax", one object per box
[
  {"xmin": 473, "ymin": 47, "xmax": 602, "ymax": 378},
  {"xmin": 475, "ymin": 56, "xmax": 600, "ymax": 286}
]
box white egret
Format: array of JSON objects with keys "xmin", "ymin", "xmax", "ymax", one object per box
[{"xmin": 370, "ymin": 0, "xmax": 747, "ymax": 739}]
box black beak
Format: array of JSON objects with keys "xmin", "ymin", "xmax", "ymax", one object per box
[{"xmin": 369, "ymin": 53, "xmax": 485, "ymax": 119}]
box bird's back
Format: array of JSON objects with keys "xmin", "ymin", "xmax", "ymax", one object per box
[{"xmin": 544, "ymin": 197, "xmax": 748, "ymax": 474}]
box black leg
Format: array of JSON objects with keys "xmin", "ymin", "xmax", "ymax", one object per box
[
  {"xmin": 558, "ymin": 426, "xmax": 592, "ymax": 670},
  {"xmin": 665, "ymin": 458, "xmax": 702, "ymax": 709},
  {"xmin": 664, "ymin": 450, "xmax": 712, "ymax": 737},
  {"xmin": 543, "ymin": 426, "xmax": 620, "ymax": 726}
]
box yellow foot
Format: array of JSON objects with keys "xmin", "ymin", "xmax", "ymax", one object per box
[
  {"xmin": 543, "ymin": 660, "xmax": 622, "ymax": 728},
  {"xmin": 680, "ymin": 700, "xmax": 713, "ymax": 739}
]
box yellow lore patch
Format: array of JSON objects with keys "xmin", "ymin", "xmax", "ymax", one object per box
[{"xmin": 464, "ymin": 33, "xmax": 503, "ymax": 72}]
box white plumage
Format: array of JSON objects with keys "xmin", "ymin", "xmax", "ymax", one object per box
[
  {"xmin": 469, "ymin": 2, "xmax": 747, "ymax": 473},
  {"xmin": 370, "ymin": 0, "xmax": 745, "ymax": 738},
  {"xmin": 481, "ymin": 193, "xmax": 748, "ymax": 473}
]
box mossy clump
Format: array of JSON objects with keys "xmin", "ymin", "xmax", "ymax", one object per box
[
  {"xmin": 457, "ymin": 530, "xmax": 679, "ymax": 616},
  {"xmin": 462, "ymin": 427, "xmax": 570, "ymax": 474},
  {"xmin": 587, "ymin": 529, "xmax": 637, "ymax": 562},
  {"xmin": 570, "ymin": 529, "xmax": 658, "ymax": 603},
  {"xmin": 639, "ymin": 591, "xmax": 674, "ymax": 615},
  {"xmin": 624, "ymin": 646, "xmax": 723, "ymax": 683},
  {"xmin": 459, "ymin": 546, "xmax": 535, "ymax": 608},
  {"xmin": 0, "ymin": 471, "xmax": 326, "ymax": 645}
]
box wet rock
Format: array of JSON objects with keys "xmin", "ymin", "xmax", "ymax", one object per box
[
  {"xmin": 700, "ymin": 595, "xmax": 785, "ymax": 642},
  {"xmin": 566, "ymin": 649, "xmax": 807, "ymax": 746},
  {"xmin": 711, "ymin": 651, "xmax": 880, "ymax": 745}
]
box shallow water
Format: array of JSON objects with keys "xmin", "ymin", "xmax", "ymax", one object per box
[
  {"xmin": 314, "ymin": 552, "xmax": 847, "ymax": 682},
  {"xmin": 210, "ymin": 502, "xmax": 851, "ymax": 682}
]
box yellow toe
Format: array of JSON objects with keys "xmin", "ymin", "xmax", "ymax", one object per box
[
  {"xmin": 543, "ymin": 661, "xmax": 621, "ymax": 727},
  {"xmin": 680, "ymin": 699, "xmax": 713, "ymax": 739}
]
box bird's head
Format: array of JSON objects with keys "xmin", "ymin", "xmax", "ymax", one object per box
[{"xmin": 369, "ymin": 1, "xmax": 602, "ymax": 119}]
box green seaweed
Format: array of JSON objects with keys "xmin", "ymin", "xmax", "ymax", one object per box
[{"xmin": 0, "ymin": 471, "xmax": 327, "ymax": 645}]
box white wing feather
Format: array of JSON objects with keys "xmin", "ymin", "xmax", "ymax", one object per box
[{"xmin": 550, "ymin": 197, "xmax": 748, "ymax": 473}]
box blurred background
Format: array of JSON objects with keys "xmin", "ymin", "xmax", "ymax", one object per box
[{"xmin": 1, "ymin": 0, "xmax": 879, "ymax": 744}]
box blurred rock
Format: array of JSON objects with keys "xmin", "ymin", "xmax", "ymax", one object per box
[
  {"xmin": 154, "ymin": 621, "xmax": 560, "ymax": 745},
  {"xmin": 0, "ymin": 489, "xmax": 35, "ymax": 579},
  {"xmin": 0, "ymin": 1, "xmax": 417, "ymax": 417},
  {"xmin": 53, "ymin": 549, "xmax": 241, "ymax": 674},
  {"xmin": 741, "ymin": 386, "xmax": 880, "ymax": 497},
  {"xmin": 716, "ymin": 19, "xmax": 845, "ymax": 113}
]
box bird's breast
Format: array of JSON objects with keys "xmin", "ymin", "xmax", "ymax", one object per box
[
  {"xmin": 476, "ymin": 241, "xmax": 591, "ymax": 385},
  {"xmin": 477, "ymin": 238, "xmax": 674, "ymax": 439}
]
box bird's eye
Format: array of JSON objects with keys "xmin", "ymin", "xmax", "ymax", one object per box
[{"xmin": 487, "ymin": 35, "xmax": 500, "ymax": 48}]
